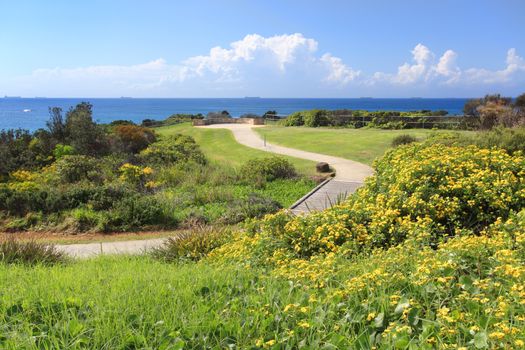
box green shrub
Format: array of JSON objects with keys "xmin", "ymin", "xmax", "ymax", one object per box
[
  {"xmin": 220, "ymin": 193, "xmax": 282, "ymax": 224},
  {"xmin": 475, "ymin": 127, "xmax": 525, "ymax": 154},
  {"xmin": 0, "ymin": 239, "xmax": 66, "ymax": 265},
  {"xmin": 155, "ymin": 227, "xmax": 231, "ymax": 261},
  {"xmin": 139, "ymin": 134, "xmax": 206, "ymax": 165},
  {"xmin": 150, "ymin": 227, "xmax": 231, "ymax": 262},
  {"xmin": 303, "ymin": 110, "xmax": 329, "ymax": 127},
  {"xmin": 103, "ymin": 196, "xmax": 175, "ymax": 232},
  {"xmin": 391, "ymin": 134, "xmax": 418, "ymax": 147},
  {"xmin": 242, "ymin": 143, "xmax": 525, "ymax": 261},
  {"xmin": 68, "ymin": 208, "xmax": 102, "ymax": 232},
  {"xmin": 112, "ymin": 124, "xmax": 157, "ymax": 154},
  {"xmin": 2, "ymin": 212, "xmax": 43, "ymax": 232},
  {"xmin": 54, "ymin": 155, "xmax": 101, "ymax": 183},
  {"xmin": 280, "ymin": 111, "xmax": 304, "ymax": 126},
  {"xmin": 240, "ymin": 157, "xmax": 296, "ymax": 184},
  {"xmin": 52, "ymin": 144, "xmax": 75, "ymax": 159}
]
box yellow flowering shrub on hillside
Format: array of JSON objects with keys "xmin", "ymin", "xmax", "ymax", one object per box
[
  {"xmin": 206, "ymin": 143, "xmax": 525, "ymax": 348},
  {"xmin": 221, "ymin": 144, "xmax": 525, "ymax": 264}
]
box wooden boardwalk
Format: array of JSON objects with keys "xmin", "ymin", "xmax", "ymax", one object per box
[{"xmin": 290, "ymin": 179, "xmax": 363, "ymax": 214}]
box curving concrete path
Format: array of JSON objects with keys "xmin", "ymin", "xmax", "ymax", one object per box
[
  {"xmin": 56, "ymin": 124, "xmax": 373, "ymax": 257},
  {"xmin": 199, "ymin": 124, "xmax": 374, "ymax": 214},
  {"xmin": 200, "ymin": 124, "xmax": 373, "ymax": 182}
]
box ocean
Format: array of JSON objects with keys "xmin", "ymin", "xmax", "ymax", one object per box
[{"xmin": 0, "ymin": 98, "xmax": 469, "ymax": 131}]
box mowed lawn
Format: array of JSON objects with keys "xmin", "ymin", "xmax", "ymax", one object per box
[
  {"xmin": 156, "ymin": 123, "xmax": 317, "ymax": 176},
  {"xmin": 256, "ymin": 126, "xmax": 473, "ymax": 165}
]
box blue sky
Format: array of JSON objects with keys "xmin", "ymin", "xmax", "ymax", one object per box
[{"xmin": 1, "ymin": 0, "xmax": 524, "ymax": 97}]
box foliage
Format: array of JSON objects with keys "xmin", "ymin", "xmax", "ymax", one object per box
[
  {"xmin": 280, "ymin": 108, "xmax": 477, "ymax": 129},
  {"xmin": 0, "ymin": 129, "xmax": 38, "ymax": 178},
  {"xmin": 515, "ymin": 92, "xmax": 525, "ymax": 109},
  {"xmin": 219, "ymin": 143, "xmax": 525, "ymax": 264},
  {"xmin": 52, "ymin": 144, "xmax": 75, "ymax": 159},
  {"xmin": 280, "ymin": 111, "xmax": 304, "ymax": 126},
  {"xmin": 391, "ymin": 134, "xmax": 417, "ymax": 147},
  {"xmin": 64, "ymin": 102, "xmax": 110, "ymax": 156},
  {"xmin": 54, "ymin": 155, "xmax": 101, "ymax": 183},
  {"xmin": 151, "ymin": 227, "xmax": 232, "ymax": 262},
  {"xmin": 220, "ymin": 193, "xmax": 282, "ymax": 224},
  {"xmin": 240, "ymin": 156, "xmax": 297, "ymax": 184},
  {"xmin": 0, "ymin": 239, "xmax": 66, "ymax": 265},
  {"xmin": 112, "ymin": 124, "xmax": 156, "ymax": 154},
  {"xmin": 102, "ymin": 196, "xmax": 175, "ymax": 232},
  {"xmin": 427, "ymin": 127, "xmax": 525, "ymax": 155},
  {"xmin": 303, "ymin": 109, "xmax": 330, "ymax": 127},
  {"xmin": 139, "ymin": 134, "xmax": 206, "ymax": 165},
  {"xmin": 118, "ymin": 163, "xmax": 156, "ymax": 190}
]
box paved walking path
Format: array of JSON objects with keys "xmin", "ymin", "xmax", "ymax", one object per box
[
  {"xmin": 56, "ymin": 238, "xmax": 166, "ymax": 258},
  {"xmin": 200, "ymin": 124, "xmax": 374, "ymax": 214},
  {"xmin": 56, "ymin": 124, "xmax": 373, "ymax": 257},
  {"xmin": 201, "ymin": 124, "xmax": 373, "ymax": 183}
]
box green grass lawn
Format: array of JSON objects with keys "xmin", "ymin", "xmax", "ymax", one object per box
[
  {"xmin": 255, "ymin": 126, "xmax": 473, "ymax": 165},
  {"xmin": 156, "ymin": 123, "xmax": 317, "ymax": 176},
  {"xmin": 0, "ymin": 257, "xmax": 311, "ymax": 349}
]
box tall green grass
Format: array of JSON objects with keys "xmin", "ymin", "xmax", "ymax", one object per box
[{"xmin": 0, "ymin": 257, "xmax": 312, "ymax": 349}]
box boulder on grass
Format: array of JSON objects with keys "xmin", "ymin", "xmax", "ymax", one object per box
[{"xmin": 316, "ymin": 162, "xmax": 330, "ymax": 173}]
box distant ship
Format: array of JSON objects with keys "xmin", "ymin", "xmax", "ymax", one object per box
[
  {"xmin": 4, "ymin": 96, "xmax": 22, "ymax": 98},
  {"xmin": 120, "ymin": 96, "xmax": 133, "ymax": 99},
  {"xmin": 23, "ymin": 109, "xmax": 31, "ymax": 112},
  {"xmin": 244, "ymin": 96, "xmax": 261, "ymax": 99}
]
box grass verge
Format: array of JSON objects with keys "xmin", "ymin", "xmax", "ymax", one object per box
[{"xmin": 255, "ymin": 126, "xmax": 473, "ymax": 165}]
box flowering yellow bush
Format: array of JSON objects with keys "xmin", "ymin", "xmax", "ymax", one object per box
[
  {"xmin": 207, "ymin": 143, "xmax": 525, "ymax": 348},
  {"xmin": 223, "ymin": 144, "xmax": 525, "ymax": 264},
  {"xmin": 118, "ymin": 163, "xmax": 156, "ymax": 190}
]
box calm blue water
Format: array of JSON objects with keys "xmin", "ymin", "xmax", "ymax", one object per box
[{"xmin": 0, "ymin": 98, "xmax": 468, "ymax": 131}]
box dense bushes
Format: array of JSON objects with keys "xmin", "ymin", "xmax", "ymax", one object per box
[
  {"xmin": 280, "ymin": 109, "xmax": 475, "ymax": 129},
  {"xmin": 140, "ymin": 134, "xmax": 206, "ymax": 165},
  {"xmin": 112, "ymin": 124, "xmax": 156, "ymax": 153},
  {"xmin": 220, "ymin": 193, "xmax": 282, "ymax": 224},
  {"xmin": 54, "ymin": 155, "xmax": 102, "ymax": 183},
  {"xmin": 240, "ymin": 156, "xmax": 297, "ymax": 184},
  {"xmin": 0, "ymin": 129, "xmax": 39, "ymax": 179},
  {"xmin": 391, "ymin": 134, "xmax": 417, "ymax": 147},
  {"xmin": 217, "ymin": 143, "xmax": 525, "ymax": 263},
  {"xmin": 427, "ymin": 127, "xmax": 525, "ymax": 155}
]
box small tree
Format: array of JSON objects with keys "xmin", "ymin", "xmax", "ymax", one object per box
[
  {"xmin": 65, "ymin": 102, "xmax": 109, "ymax": 156},
  {"xmin": 46, "ymin": 107, "xmax": 67, "ymax": 143},
  {"xmin": 112, "ymin": 125, "xmax": 156, "ymax": 154}
]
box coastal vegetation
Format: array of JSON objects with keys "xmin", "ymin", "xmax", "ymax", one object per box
[
  {"xmin": 277, "ymin": 93, "xmax": 525, "ymax": 130},
  {"xmin": 2, "ymin": 95, "xmax": 525, "ymax": 348},
  {"xmin": 2, "ymin": 138, "xmax": 525, "ymax": 348},
  {"xmin": 0, "ymin": 103, "xmax": 315, "ymax": 233}
]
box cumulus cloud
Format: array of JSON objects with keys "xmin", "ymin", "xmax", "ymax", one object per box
[
  {"xmin": 3, "ymin": 34, "xmax": 524, "ymax": 97},
  {"xmin": 463, "ymin": 48, "xmax": 525, "ymax": 84},
  {"xmin": 10, "ymin": 33, "xmax": 360, "ymax": 96},
  {"xmin": 371, "ymin": 44, "xmax": 525, "ymax": 89},
  {"xmin": 320, "ymin": 53, "xmax": 361, "ymax": 84}
]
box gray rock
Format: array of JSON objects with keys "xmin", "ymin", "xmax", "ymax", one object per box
[{"xmin": 316, "ymin": 162, "xmax": 330, "ymax": 173}]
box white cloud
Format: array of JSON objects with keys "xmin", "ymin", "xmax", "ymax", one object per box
[
  {"xmin": 463, "ymin": 48, "xmax": 525, "ymax": 84},
  {"xmin": 434, "ymin": 49, "xmax": 460, "ymax": 82},
  {"xmin": 388, "ymin": 44, "xmax": 433, "ymax": 84},
  {"xmin": 371, "ymin": 44, "xmax": 525, "ymax": 89},
  {"xmin": 320, "ymin": 53, "xmax": 361, "ymax": 84},
  {"xmin": 3, "ymin": 34, "xmax": 524, "ymax": 97}
]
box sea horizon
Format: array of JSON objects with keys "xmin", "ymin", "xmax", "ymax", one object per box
[{"xmin": 1, "ymin": 97, "xmax": 471, "ymax": 131}]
